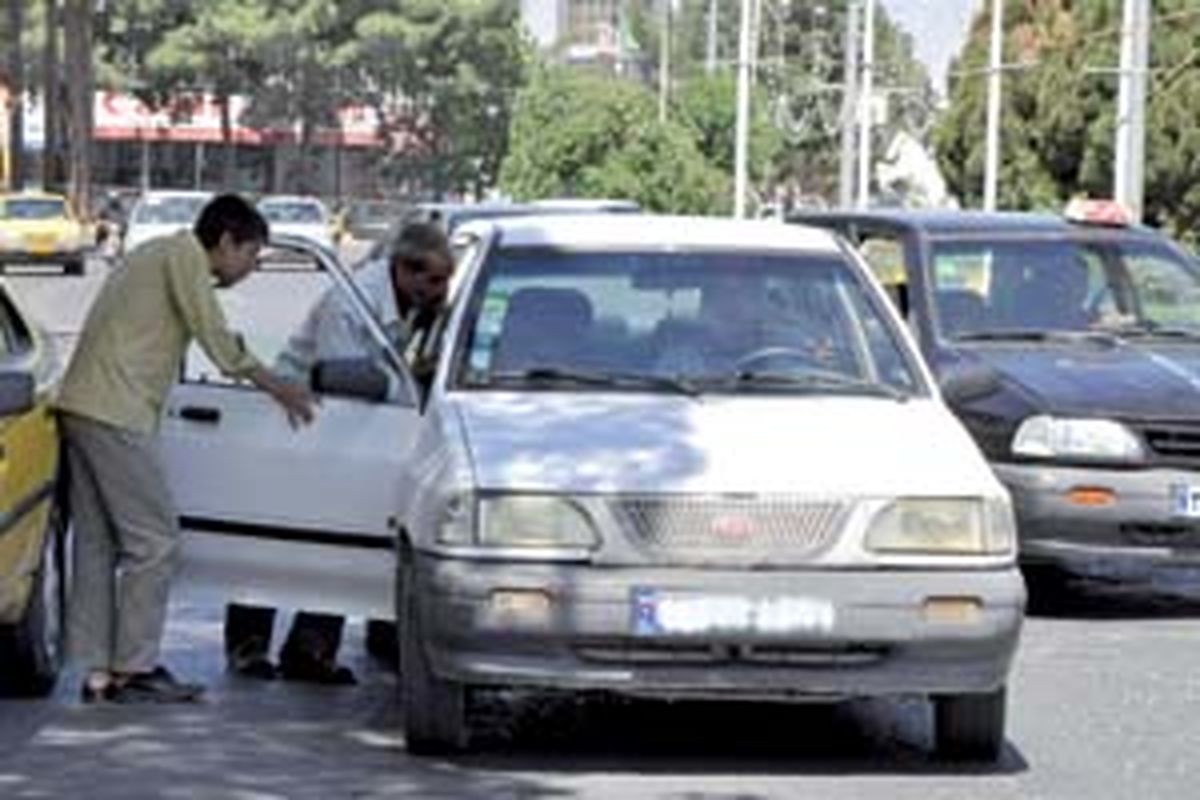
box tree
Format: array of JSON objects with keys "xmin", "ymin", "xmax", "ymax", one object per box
[
  {"xmin": 345, "ymin": 0, "xmax": 530, "ymax": 199},
  {"xmin": 935, "ymin": 0, "xmax": 1200, "ymax": 241},
  {"xmin": 673, "ymin": 71, "xmax": 782, "ymax": 192},
  {"xmin": 500, "ymin": 66, "xmax": 730, "ymax": 215}
]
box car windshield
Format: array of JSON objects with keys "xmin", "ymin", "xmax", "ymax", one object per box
[
  {"xmin": 259, "ymin": 201, "xmax": 325, "ymax": 224},
  {"xmin": 930, "ymin": 236, "xmax": 1200, "ymax": 340},
  {"xmin": 454, "ymin": 247, "xmax": 924, "ymax": 397},
  {"xmin": 4, "ymin": 198, "xmax": 66, "ymax": 220},
  {"xmin": 132, "ymin": 195, "xmax": 209, "ymax": 224}
]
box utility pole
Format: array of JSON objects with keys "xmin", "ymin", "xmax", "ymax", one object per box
[
  {"xmin": 856, "ymin": 0, "xmax": 876, "ymax": 209},
  {"xmin": 838, "ymin": 0, "xmax": 861, "ymax": 208},
  {"xmin": 1115, "ymin": 0, "xmax": 1150, "ymax": 221},
  {"xmin": 734, "ymin": 0, "xmax": 753, "ymax": 218},
  {"xmin": 749, "ymin": 0, "xmax": 761, "ymax": 84},
  {"xmin": 658, "ymin": 0, "xmax": 671, "ymax": 122},
  {"xmin": 6, "ymin": 0, "xmax": 25, "ymax": 190},
  {"xmin": 982, "ymin": 0, "xmax": 1004, "ymax": 211},
  {"xmin": 705, "ymin": 0, "xmax": 718, "ymax": 74}
]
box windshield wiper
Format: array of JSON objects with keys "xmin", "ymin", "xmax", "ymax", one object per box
[
  {"xmin": 486, "ymin": 367, "xmax": 701, "ymax": 398},
  {"xmin": 1098, "ymin": 322, "xmax": 1200, "ymax": 341},
  {"xmin": 713, "ymin": 370, "xmax": 912, "ymax": 401},
  {"xmin": 956, "ymin": 329, "xmax": 1118, "ymax": 345}
]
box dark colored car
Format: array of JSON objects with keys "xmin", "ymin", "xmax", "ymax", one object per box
[{"xmin": 792, "ymin": 207, "xmax": 1200, "ymax": 589}]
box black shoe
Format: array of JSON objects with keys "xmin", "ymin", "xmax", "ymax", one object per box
[
  {"xmin": 111, "ymin": 666, "xmax": 206, "ymax": 704},
  {"xmin": 229, "ymin": 654, "xmax": 278, "ymax": 680},
  {"xmin": 278, "ymin": 654, "xmax": 357, "ymax": 686}
]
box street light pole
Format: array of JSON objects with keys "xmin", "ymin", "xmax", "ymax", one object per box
[
  {"xmin": 856, "ymin": 0, "xmax": 875, "ymax": 209},
  {"xmin": 839, "ymin": 0, "xmax": 861, "ymax": 208},
  {"xmin": 705, "ymin": 0, "xmax": 718, "ymax": 74},
  {"xmin": 1115, "ymin": 0, "xmax": 1150, "ymax": 221},
  {"xmin": 983, "ymin": 0, "xmax": 1004, "ymax": 211},
  {"xmin": 658, "ymin": 0, "xmax": 671, "ymax": 122},
  {"xmin": 734, "ymin": 0, "xmax": 753, "ymax": 218}
]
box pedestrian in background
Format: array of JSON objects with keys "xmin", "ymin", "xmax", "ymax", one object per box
[{"xmin": 56, "ymin": 193, "xmax": 317, "ymax": 704}]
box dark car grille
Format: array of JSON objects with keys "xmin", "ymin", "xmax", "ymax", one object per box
[
  {"xmin": 1136, "ymin": 422, "xmax": 1200, "ymax": 466},
  {"xmin": 610, "ymin": 496, "xmax": 852, "ymax": 565}
]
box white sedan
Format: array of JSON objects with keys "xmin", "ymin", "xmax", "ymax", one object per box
[{"xmin": 161, "ymin": 217, "xmax": 1024, "ymax": 760}]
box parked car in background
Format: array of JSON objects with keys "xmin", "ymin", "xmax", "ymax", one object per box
[
  {"xmin": 122, "ymin": 190, "xmax": 213, "ymax": 255},
  {"xmin": 256, "ymin": 195, "xmax": 336, "ymax": 258},
  {"xmin": 792, "ymin": 201, "xmax": 1200, "ymax": 594},
  {"xmin": 0, "ymin": 192, "xmax": 90, "ymax": 276},
  {"xmin": 339, "ymin": 199, "xmax": 402, "ymax": 246},
  {"xmin": 161, "ymin": 220, "xmax": 1023, "ymax": 760},
  {"xmin": 0, "ymin": 282, "xmax": 66, "ymax": 697}
]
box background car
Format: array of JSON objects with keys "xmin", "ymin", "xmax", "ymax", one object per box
[
  {"xmin": 256, "ymin": 195, "xmax": 336, "ymax": 256},
  {"xmin": 0, "ymin": 192, "xmax": 90, "ymax": 276},
  {"xmin": 0, "ymin": 283, "xmax": 67, "ymax": 697},
  {"xmin": 122, "ymin": 190, "xmax": 213, "ymax": 255}
]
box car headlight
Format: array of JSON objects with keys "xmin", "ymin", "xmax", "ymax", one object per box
[
  {"xmin": 865, "ymin": 498, "xmax": 1015, "ymax": 555},
  {"xmin": 478, "ymin": 495, "xmax": 599, "ymax": 549},
  {"xmin": 1012, "ymin": 415, "xmax": 1144, "ymax": 463}
]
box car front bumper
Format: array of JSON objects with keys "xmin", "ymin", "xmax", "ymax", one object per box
[
  {"xmin": 0, "ymin": 248, "xmax": 84, "ymax": 265},
  {"xmin": 996, "ymin": 462, "xmax": 1200, "ymax": 574},
  {"xmin": 415, "ymin": 555, "xmax": 1025, "ymax": 701}
]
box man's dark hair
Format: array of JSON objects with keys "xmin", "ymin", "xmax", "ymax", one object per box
[
  {"xmin": 390, "ymin": 221, "xmax": 451, "ymax": 272},
  {"xmin": 194, "ymin": 193, "xmax": 269, "ymax": 250}
]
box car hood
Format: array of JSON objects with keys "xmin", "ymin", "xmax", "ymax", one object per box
[
  {"xmin": 453, "ymin": 393, "xmax": 998, "ymax": 496},
  {"xmin": 967, "ymin": 340, "xmax": 1200, "ymax": 418}
]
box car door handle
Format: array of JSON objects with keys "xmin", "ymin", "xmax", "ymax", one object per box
[{"xmin": 178, "ymin": 405, "xmax": 221, "ymax": 424}]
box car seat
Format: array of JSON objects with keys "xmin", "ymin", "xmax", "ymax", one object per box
[{"xmin": 490, "ymin": 287, "xmax": 594, "ymax": 373}]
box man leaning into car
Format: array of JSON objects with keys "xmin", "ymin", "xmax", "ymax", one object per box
[
  {"xmin": 223, "ymin": 220, "xmax": 454, "ymax": 684},
  {"xmin": 55, "ymin": 194, "xmax": 317, "ymax": 704}
]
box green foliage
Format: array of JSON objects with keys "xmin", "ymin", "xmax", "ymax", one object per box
[
  {"xmin": 673, "ymin": 71, "xmax": 781, "ymax": 186},
  {"xmin": 936, "ymin": 0, "xmax": 1200, "ymax": 241},
  {"xmin": 500, "ymin": 67, "xmax": 730, "ymax": 214}
]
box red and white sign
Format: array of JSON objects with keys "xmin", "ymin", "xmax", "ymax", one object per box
[{"xmin": 92, "ymin": 91, "xmax": 384, "ymax": 148}]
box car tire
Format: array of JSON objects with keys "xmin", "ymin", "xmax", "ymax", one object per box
[
  {"xmin": 397, "ymin": 547, "xmax": 470, "ymax": 755},
  {"xmin": 933, "ymin": 686, "xmax": 1007, "ymax": 762},
  {"xmin": 365, "ymin": 618, "xmax": 399, "ymax": 670},
  {"xmin": 64, "ymin": 259, "xmax": 84, "ymax": 276},
  {"xmin": 0, "ymin": 501, "xmax": 66, "ymax": 697}
]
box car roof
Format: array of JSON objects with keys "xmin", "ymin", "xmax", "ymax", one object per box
[
  {"xmin": 464, "ymin": 214, "xmax": 842, "ymax": 253},
  {"xmin": 134, "ymin": 190, "xmax": 212, "ymax": 202},
  {"xmin": 1, "ymin": 191, "xmax": 66, "ymax": 201},
  {"xmin": 790, "ymin": 208, "xmax": 1165, "ymax": 239},
  {"xmin": 258, "ymin": 195, "xmax": 327, "ymax": 206}
]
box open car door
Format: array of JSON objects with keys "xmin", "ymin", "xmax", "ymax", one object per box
[{"xmin": 159, "ymin": 235, "xmax": 422, "ymax": 619}]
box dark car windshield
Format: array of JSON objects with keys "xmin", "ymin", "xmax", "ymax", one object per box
[
  {"xmin": 3, "ymin": 198, "xmax": 66, "ymax": 220},
  {"xmin": 453, "ymin": 247, "xmax": 925, "ymax": 397},
  {"xmin": 929, "ymin": 236, "xmax": 1200, "ymax": 340}
]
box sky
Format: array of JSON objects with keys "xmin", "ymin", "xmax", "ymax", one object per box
[{"xmin": 880, "ymin": 0, "xmax": 983, "ymax": 95}]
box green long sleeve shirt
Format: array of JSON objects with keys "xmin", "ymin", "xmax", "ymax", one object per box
[{"xmin": 56, "ymin": 231, "xmax": 261, "ymax": 433}]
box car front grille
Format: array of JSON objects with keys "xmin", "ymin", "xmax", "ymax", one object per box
[
  {"xmin": 610, "ymin": 495, "xmax": 852, "ymax": 565},
  {"xmin": 1136, "ymin": 421, "xmax": 1200, "ymax": 466}
]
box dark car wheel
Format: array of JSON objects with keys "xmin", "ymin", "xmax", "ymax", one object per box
[
  {"xmin": 64, "ymin": 259, "xmax": 84, "ymax": 276},
  {"xmin": 0, "ymin": 504, "xmax": 66, "ymax": 697},
  {"xmin": 933, "ymin": 686, "xmax": 1007, "ymax": 762},
  {"xmin": 397, "ymin": 548, "xmax": 470, "ymax": 755}
]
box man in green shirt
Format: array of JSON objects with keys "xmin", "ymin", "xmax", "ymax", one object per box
[{"xmin": 57, "ymin": 193, "xmax": 316, "ymax": 704}]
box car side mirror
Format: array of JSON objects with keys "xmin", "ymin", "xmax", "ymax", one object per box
[
  {"xmin": 939, "ymin": 364, "xmax": 1002, "ymax": 405},
  {"xmin": 312, "ymin": 358, "xmax": 413, "ymax": 406},
  {"xmin": 0, "ymin": 371, "xmax": 35, "ymax": 416}
]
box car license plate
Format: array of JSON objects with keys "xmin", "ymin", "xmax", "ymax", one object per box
[
  {"xmin": 1170, "ymin": 484, "xmax": 1200, "ymax": 518},
  {"xmin": 631, "ymin": 588, "xmax": 835, "ymax": 636}
]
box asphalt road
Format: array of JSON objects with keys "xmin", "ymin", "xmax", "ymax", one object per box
[{"xmin": 4, "ymin": 256, "xmax": 1200, "ymax": 798}]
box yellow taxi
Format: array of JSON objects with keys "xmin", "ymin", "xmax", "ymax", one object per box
[
  {"xmin": 0, "ymin": 282, "xmax": 65, "ymax": 696},
  {"xmin": 0, "ymin": 191, "xmax": 90, "ymax": 276}
]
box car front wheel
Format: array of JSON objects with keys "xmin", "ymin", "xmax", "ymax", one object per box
[
  {"xmin": 0, "ymin": 503, "xmax": 66, "ymax": 697},
  {"xmin": 397, "ymin": 548, "xmax": 470, "ymax": 754},
  {"xmin": 933, "ymin": 686, "xmax": 1007, "ymax": 762}
]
